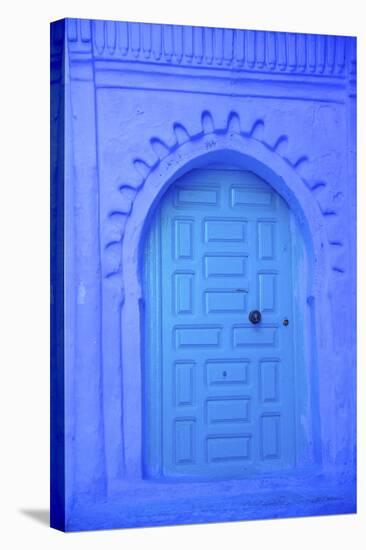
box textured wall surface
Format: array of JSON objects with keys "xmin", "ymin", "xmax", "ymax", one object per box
[{"xmin": 50, "ymin": 18, "xmax": 356, "ymax": 531}]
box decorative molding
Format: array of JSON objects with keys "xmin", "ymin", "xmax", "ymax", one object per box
[
  {"xmin": 64, "ymin": 18, "xmax": 356, "ymax": 77},
  {"xmin": 101, "ymin": 110, "xmax": 345, "ymax": 288}
]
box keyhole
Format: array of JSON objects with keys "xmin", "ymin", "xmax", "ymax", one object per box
[{"xmin": 222, "ymin": 370, "xmax": 227, "ymax": 378}]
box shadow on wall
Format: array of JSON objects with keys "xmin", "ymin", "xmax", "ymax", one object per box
[{"xmin": 19, "ymin": 509, "xmax": 49, "ymax": 527}]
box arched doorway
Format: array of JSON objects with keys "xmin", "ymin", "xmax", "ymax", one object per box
[{"xmin": 143, "ymin": 165, "xmax": 303, "ymax": 479}]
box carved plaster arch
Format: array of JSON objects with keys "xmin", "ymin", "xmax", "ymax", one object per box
[
  {"xmin": 101, "ymin": 110, "xmax": 340, "ymax": 302},
  {"xmin": 113, "ymin": 111, "xmax": 333, "ymax": 478}
]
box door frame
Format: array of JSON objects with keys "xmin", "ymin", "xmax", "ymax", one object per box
[{"xmin": 121, "ymin": 134, "xmax": 329, "ymax": 481}]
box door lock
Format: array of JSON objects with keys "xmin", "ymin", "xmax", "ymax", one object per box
[{"xmin": 249, "ymin": 310, "xmax": 262, "ymax": 324}]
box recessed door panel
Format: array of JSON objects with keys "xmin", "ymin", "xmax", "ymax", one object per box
[{"xmin": 144, "ymin": 168, "xmax": 296, "ymax": 478}]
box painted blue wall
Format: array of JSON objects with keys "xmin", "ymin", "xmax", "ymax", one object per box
[{"xmin": 50, "ymin": 18, "xmax": 356, "ymax": 531}]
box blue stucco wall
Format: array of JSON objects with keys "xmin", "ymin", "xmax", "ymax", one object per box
[{"xmin": 50, "ymin": 18, "xmax": 356, "ymax": 531}]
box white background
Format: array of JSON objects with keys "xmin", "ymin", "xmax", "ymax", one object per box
[{"xmin": 0, "ymin": 0, "xmax": 364, "ymax": 547}]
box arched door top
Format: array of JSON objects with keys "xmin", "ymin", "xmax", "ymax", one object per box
[{"xmin": 121, "ymin": 132, "xmax": 329, "ymax": 304}]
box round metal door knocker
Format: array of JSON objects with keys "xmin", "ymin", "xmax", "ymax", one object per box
[{"xmin": 249, "ymin": 310, "xmax": 262, "ymax": 324}]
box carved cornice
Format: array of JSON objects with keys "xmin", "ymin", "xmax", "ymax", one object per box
[{"xmin": 63, "ymin": 18, "xmax": 356, "ymax": 77}]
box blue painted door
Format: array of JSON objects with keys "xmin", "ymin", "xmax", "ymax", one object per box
[{"xmin": 144, "ymin": 168, "xmax": 296, "ymax": 479}]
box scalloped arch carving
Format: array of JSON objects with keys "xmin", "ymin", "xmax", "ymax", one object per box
[{"xmin": 102, "ymin": 110, "xmax": 344, "ymax": 292}]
